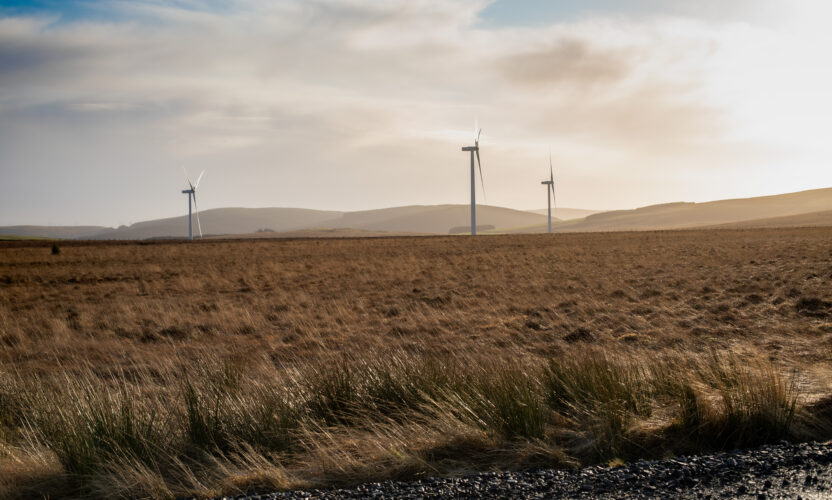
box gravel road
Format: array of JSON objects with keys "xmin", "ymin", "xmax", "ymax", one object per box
[{"xmin": 226, "ymin": 441, "xmax": 832, "ymax": 499}]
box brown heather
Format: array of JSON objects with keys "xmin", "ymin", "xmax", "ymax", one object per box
[{"xmin": 1, "ymin": 228, "xmax": 832, "ymax": 498}]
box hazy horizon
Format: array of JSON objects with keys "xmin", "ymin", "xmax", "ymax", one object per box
[{"xmin": 2, "ymin": 0, "xmax": 831, "ymax": 227}]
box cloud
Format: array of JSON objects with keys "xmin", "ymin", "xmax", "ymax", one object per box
[
  {"xmin": 0, "ymin": 0, "xmax": 828, "ymax": 225},
  {"xmin": 498, "ymin": 38, "xmax": 633, "ymax": 90}
]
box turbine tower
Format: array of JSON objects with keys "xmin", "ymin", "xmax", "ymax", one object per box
[
  {"xmin": 541, "ymin": 155, "xmax": 556, "ymax": 234},
  {"xmin": 182, "ymin": 169, "xmax": 205, "ymax": 240},
  {"xmin": 461, "ymin": 124, "xmax": 486, "ymax": 235}
]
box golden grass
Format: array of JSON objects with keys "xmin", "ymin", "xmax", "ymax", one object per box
[{"xmin": 1, "ymin": 228, "xmax": 832, "ymax": 498}]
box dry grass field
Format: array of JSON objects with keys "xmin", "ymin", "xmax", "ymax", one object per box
[{"xmin": 2, "ymin": 228, "xmax": 832, "ymax": 498}]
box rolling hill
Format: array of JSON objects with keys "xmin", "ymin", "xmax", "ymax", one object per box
[
  {"xmin": 525, "ymin": 207, "xmax": 600, "ymax": 220},
  {"xmin": 705, "ymin": 209, "xmax": 832, "ymax": 229},
  {"xmin": 210, "ymin": 228, "xmax": 429, "ymax": 239},
  {"xmin": 5, "ymin": 187, "xmax": 831, "ymax": 240},
  {"xmin": 85, "ymin": 205, "xmax": 548, "ymax": 239},
  {"xmin": 325, "ymin": 205, "xmax": 547, "ymax": 234},
  {"xmin": 550, "ymin": 188, "xmax": 832, "ymax": 232},
  {"xmin": 91, "ymin": 208, "xmax": 342, "ymax": 239},
  {"xmin": 0, "ymin": 225, "xmax": 109, "ymax": 239}
]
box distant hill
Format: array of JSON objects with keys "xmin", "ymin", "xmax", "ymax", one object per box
[
  {"xmin": 706, "ymin": 209, "xmax": 832, "ymax": 229},
  {"xmin": 326, "ymin": 205, "xmax": 547, "ymax": 234},
  {"xmin": 525, "ymin": 208, "xmax": 600, "ymax": 220},
  {"xmin": 0, "ymin": 234, "xmax": 52, "ymax": 241},
  {"xmin": 551, "ymin": 188, "xmax": 832, "ymax": 232},
  {"xmin": 0, "ymin": 225, "xmax": 108, "ymax": 239},
  {"xmin": 92, "ymin": 208, "xmax": 341, "ymax": 239},
  {"xmin": 210, "ymin": 228, "xmax": 430, "ymax": 239},
  {"xmin": 8, "ymin": 187, "xmax": 832, "ymax": 240},
  {"xmin": 85, "ymin": 205, "xmax": 547, "ymax": 239}
]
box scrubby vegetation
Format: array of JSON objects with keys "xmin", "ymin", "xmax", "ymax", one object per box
[
  {"xmin": 1, "ymin": 228, "xmax": 832, "ymax": 498},
  {"xmin": 0, "ymin": 350, "xmax": 817, "ymax": 498}
]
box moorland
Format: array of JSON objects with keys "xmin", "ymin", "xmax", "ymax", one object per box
[{"xmin": 2, "ymin": 228, "xmax": 832, "ymax": 498}]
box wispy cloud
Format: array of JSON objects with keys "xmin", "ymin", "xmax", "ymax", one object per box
[{"xmin": 0, "ymin": 0, "xmax": 829, "ymax": 225}]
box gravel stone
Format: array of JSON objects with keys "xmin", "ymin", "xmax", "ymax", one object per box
[{"xmin": 220, "ymin": 441, "xmax": 832, "ymax": 500}]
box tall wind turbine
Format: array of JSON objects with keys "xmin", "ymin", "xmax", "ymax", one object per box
[
  {"xmin": 182, "ymin": 169, "xmax": 205, "ymax": 240},
  {"xmin": 461, "ymin": 124, "xmax": 486, "ymax": 235},
  {"xmin": 541, "ymin": 155, "xmax": 556, "ymax": 234}
]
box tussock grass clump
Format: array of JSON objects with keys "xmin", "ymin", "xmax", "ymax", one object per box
[
  {"xmin": 672, "ymin": 354, "xmax": 799, "ymax": 449},
  {"xmin": 542, "ymin": 353, "xmax": 651, "ymax": 416},
  {"xmin": 305, "ymin": 360, "xmax": 359, "ymax": 426},
  {"xmin": 181, "ymin": 368, "xmax": 300, "ymax": 455},
  {"xmin": 541, "ymin": 353, "xmax": 651, "ymax": 459},
  {"xmin": 535, "ymin": 350, "xmax": 805, "ymax": 461},
  {"xmin": 0, "ymin": 372, "xmax": 24, "ymax": 442},
  {"xmin": 361, "ymin": 356, "xmax": 452, "ymax": 415},
  {"xmin": 471, "ymin": 368, "xmax": 546, "ymax": 440},
  {"xmin": 182, "ymin": 378, "xmax": 227, "ymax": 451},
  {"xmin": 29, "ymin": 383, "xmax": 164, "ymax": 478}
]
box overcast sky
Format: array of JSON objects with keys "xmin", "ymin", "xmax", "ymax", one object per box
[{"xmin": 1, "ymin": 0, "xmax": 831, "ymax": 226}]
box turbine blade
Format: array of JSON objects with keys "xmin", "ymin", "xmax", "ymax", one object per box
[
  {"xmin": 193, "ymin": 193, "xmax": 203, "ymax": 238},
  {"xmin": 476, "ymin": 148, "xmax": 486, "ymax": 203},
  {"xmin": 549, "ymin": 154, "xmax": 554, "ymax": 184},
  {"xmin": 183, "ymin": 167, "xmax": 194, "ymax": 190},
  {"xmin": 477, "ymin": 128, "xmax": 482, "ymax": 145},
  {"xmin": 549, "ymin": 151, "xmax": 555, "ymax": 208},
  {"xmin": 194, "ymin": 170, "xmax": 205, "ymax": 190}
]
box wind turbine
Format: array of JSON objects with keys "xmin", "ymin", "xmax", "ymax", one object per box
[
  {"xmin": 541, "ymin": 154, "xmax": 556, "ymax": 234},
  {"xmin": 181, "ymin": 169, "xmax": 205, "ymax": 240},
  {"xmin": 461, "ymin": 123, "xmax": 486, "ymax": 235}
]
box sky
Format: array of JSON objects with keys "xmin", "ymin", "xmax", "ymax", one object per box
[{"xmin": 1, "ymin": 0, "xmax": 831, "ymax": 227}]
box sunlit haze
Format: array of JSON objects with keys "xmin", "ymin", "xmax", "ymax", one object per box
[{"xmin": 1, "ymin": 0, "xmax": 831, "ymax": 226}]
